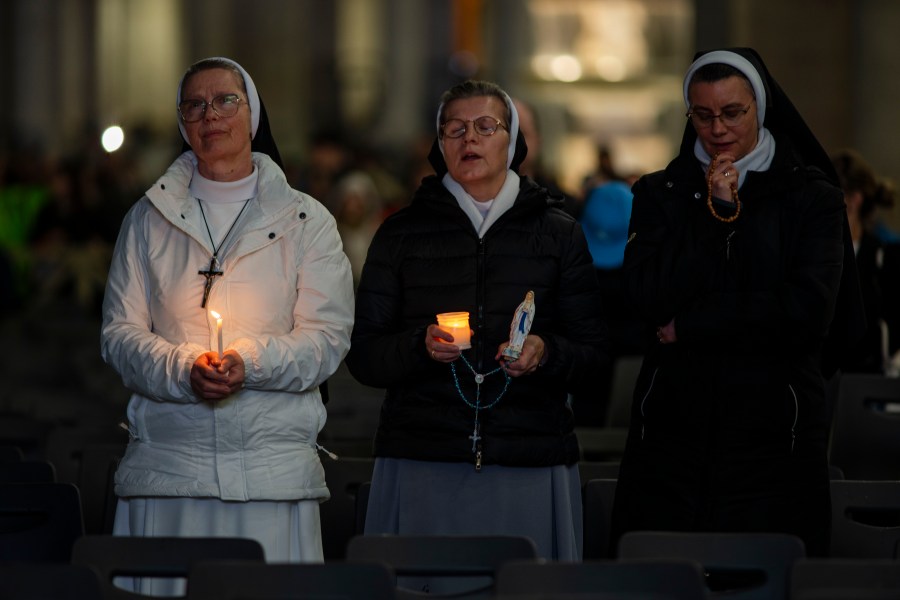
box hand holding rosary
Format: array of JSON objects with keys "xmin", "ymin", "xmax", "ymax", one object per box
[{"xmin": 706, "ymin": 153, "xmax": 741, "ymax": 223}]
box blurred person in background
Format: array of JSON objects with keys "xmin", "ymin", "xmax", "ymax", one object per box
[
  {"xmin": 513, "ymin": 97, "xmax": 580, "ymax": 217},
  {"xmin": 832, "ymin": 148, "xmax": 900, "ymax": 374},
  {"xmin": 329, "ymin": 170, "xmax": 383, "ymax": 286}
]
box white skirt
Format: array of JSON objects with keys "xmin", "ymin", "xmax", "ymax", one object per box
[{"xmin": 112, "ymin": 497, "xmax": 322, "ymax": 596}]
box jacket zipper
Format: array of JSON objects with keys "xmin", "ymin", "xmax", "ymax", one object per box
[
  {"xmin": 640, "ymin": 368, "xmax": 659, "ymax": 440},
  {"xmin": 788, "ymin": 384, "xmax": 799, "ymax": 453}
]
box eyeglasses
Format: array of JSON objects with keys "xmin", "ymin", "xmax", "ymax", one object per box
[
  {"xmin": 179, "ymin": 94, "xmax": 244, "ymax": 123},
  {"xmin": 440, "ymin": 116, "xmax": 508, "ymax": 139},
  {"xmin": 686, "ymin": 101, "xmax": 754, "ymax": 129}
]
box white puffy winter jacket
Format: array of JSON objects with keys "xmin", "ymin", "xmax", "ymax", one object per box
[{"xmin": 101, "ymin": 152, "xmax": 354, "ymax": 501}]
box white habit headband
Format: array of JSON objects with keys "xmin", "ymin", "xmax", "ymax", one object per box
[
  {"xmin": 682, "ymin": 50, "xmax": 767, "ymax": 128},
  {"xmin": 435, "ymin": 90, "xmax": 520, "ymax": 169},
  {"xmin": 176, "ymin": 56, "xmax": 261, "ymax": 144}
]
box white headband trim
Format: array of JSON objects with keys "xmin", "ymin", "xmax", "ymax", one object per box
[
  {"xmin": 177, "ymin": 57, "xmax": 260, "ymax": 144},
  {"xmin": 683, "ymin": 50, "xmax": 767, "ymax": 128},
  {"xmin": 436, "ymin": 90, "xmax": 520, "ymax": 169}
]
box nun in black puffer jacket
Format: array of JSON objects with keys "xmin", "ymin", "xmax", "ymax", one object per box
[{"xmin": 346, "ymin": 79, "xmax": 608, "ymax": 563}]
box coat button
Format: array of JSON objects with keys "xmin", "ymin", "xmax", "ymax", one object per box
[
  {"xmin": 299, "ymin": 212, "xmax": 306, "ymax": 219},
  {"xmin": 268, "ymin": 232, "xmax": 276, "ymax": 239},
  {"xmin": 666, "ymin": 181, "xmax": 673, "ymax": 188},
  {"xmin": 161, "ymin": 184, "xmax": 166, "ymax": 190},
  {"xmin": 694, "ymin": 192, "xmax": 702, "ymax": 199}
]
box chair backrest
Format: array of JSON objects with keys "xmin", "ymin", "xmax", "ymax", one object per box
[
  {"xmin": 577, "ymin": 461, "xmax": 620, "ymax": 482},
  {"xmin": 187, "ymin": 560, "xmax": 396, "ymax": 600},
  {"xmin": 575, "ymin": 427, "xmax": 628, "ymax": 462},
  {"xmin": 605, "ymin": 355, "xmax": 643, "ymax": 427},
  {"xmin": 0, "ymin": 563, "xmax": 103, "ymax": 600},
  {"xmin": 0, "ymin": 459, "xmax": 56, "ymax": 482},
  {"xmin": 582, "ymin": 478, "xmax": 617, "ymax": 559},
  {"xmin": 71, "ymin": 535, "xmax": 266, "ymax": 599},
  {"xmin": 0, "ymin": 445, "xmax": 24, "ymax": 462},
  {"xmin": 77, "ymin": 443, "xmax": 124, "ymax": 534},
  {"xmin": 320, "ymin": 456, "xmax": 375, "ymax": 560},
  {"xmin": 828, "ymin": 373, "xmax": 900, "ymax": 480},
  {"xmin": 617, "ymin": 531, "xmax": 806, "ymax": 600},
  {"xmin": 830, "ymin": 480, "xmax": 900, "ymax": 558},
  {"xmin": 0, "ymin": 482, "xmax": 84, "ymax": 562},
  {"xmin": 496, "ymin": 558, "xmax": 708, "ymax": 600},
  {"xmin": 346, "ymin": 534, "xmax": 538, "ymax": 598},
  {"xmin": 43, "ymin": 426, "xmax": 128, "ymax": 486},
  {"xmin": 355, "ymin": 480, "xmax": 371, "ymax": 535},
  {"xmin": 791, "ymin": 558, "xmax": 900, "ymax": 600}
]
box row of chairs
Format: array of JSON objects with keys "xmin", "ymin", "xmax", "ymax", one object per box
[
  {"xmin": 585, "ymin": 478, "xmax": 900, "ymax": 560},
  {"xmin": 1, "ymin": 472, "xmax": 899, "ymax": 568},
  {"xmin": 4, "ymin": 532, "xmax": 900, "ymax": 599}
]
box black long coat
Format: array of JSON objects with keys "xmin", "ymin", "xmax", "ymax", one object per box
[
  {"xmin": 345, "ymin": 175, "xmax": 607, "ymax": 468},
  {"xmin": 610, "ymin": 136, "xmax": 846, "ymax": 556}
]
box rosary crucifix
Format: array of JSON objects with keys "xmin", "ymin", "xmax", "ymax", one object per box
[{"xmin": 199, "ymin": 256, "xmax": 223, "ymax": 308}]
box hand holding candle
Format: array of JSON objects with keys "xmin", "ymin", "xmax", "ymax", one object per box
[
  {"xmin": 210, "ymin": 310, "xmax": 224, "ymax": 360},
  {"xmin": 436, "ymin": 312, "xmax": 471, "ymax": 349}
]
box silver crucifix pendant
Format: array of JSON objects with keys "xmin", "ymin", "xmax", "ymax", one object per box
[{"xmin": 469, "ymin": 422, "xmax": 481, "ymax": 452}]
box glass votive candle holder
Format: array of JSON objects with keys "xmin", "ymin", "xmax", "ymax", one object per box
[{"xmin": 436, "ymin": 312, "xmax": 471, "ymax": 349}]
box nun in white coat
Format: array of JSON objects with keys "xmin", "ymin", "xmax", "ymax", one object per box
[{"xmin": 100, "ymin": 57, "xmax": 353, "ymax": 591}]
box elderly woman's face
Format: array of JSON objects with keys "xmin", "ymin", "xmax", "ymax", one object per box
[
  {"xmin": 688, "ymin": 75, "xmax": 759, "ymax": 162},
  {"xmin": 181, "ymin": 68, "xmax": 252, "ymax": 174},
  {"xmin": 441, "ymin": 95, "xmax": 510, "ymax": 201}
]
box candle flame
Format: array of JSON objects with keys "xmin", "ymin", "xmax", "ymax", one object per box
[{"xmin": 210, "ymin": 310, "xmax": 221, "ymax": 319}]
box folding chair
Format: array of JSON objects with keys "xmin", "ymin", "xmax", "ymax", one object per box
[
  {"xmin": 346, "ymin": 534, "xmax": 538, "ymax": 599},
  {"xmin": 187, "ymin": 560, "xmax": 395, "ymax": 600},
  {"xmin": 0, "ymin": 482, "xmax": 84, "ymax": 562},
  {"xmin": 496, "ymin": 558, "xmax": 708, "ymax": 600},
  {"xmin": 0, "ymin": 445, "xmax": 24, "ymax": 462},
  {"xmin": 582, "ymin": 478, "xmax": 618, "ymax": 559},
  {"xmin": 617, "ymin": 530, "xmax": 806, "ymax": 600},
  {"xmin": 71, "ymin": 534, "xmax": 266, "ymax": 599},
  {"xmin": 0, "ymin": 563, "xmax": 103, "ymax": 599},
  {"xmin": 791, "ymin": 557, "xmax": 900, "ymax": 600},
  {"xmin": 320, "ymin": 456, "xmax": 375, "ymax": 559},
  {"xmin": 577, "ymin": 461, "xmax": 620, "ymax": 482},
  {"xmin": 828, "ymin": 373, "xmax": 900, "ymax": 480},
  {"xmin": 830, "ymin": 479, "xmax": 900, "ymax": 558},
  {"xmin": 77, "ymin": 443, "xmax": 124, "ymax": 534},
  {"xmin": 0, "ymin": 459, "xmax": 56, "ymax": 482}
]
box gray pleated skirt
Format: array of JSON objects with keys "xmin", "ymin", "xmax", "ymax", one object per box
[{"xmin": 363, "ymin": 457, "xmax": 583, "ymax": 560}]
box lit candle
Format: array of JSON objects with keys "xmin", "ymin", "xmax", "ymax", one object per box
[
  {"xmin": 210, "ymin": 310, "xmax": 223, "ymax": 359},
  {"xmin": 436, "ymin": 312, "xmax": 471, "ymax": 349}
]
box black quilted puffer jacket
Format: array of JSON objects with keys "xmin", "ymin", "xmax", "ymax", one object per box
[{"xmin": 345, "ymin": 174, "xmax": 608, "ymax": 467}]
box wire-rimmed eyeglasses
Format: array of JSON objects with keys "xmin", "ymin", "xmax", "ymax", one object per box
[
  {"xmin": 440, "ymin": 116, "xmax": 508, "ymax": 139},
  {"xmin": 686, "ymin": 101, "xmax": 754, "ymax": 129},
  {"xmin": 179, "ymin": 94, "xmax": 245, "ymax": 123}
]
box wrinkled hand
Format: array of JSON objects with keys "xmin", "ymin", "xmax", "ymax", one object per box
[
  {"xmin": 426, "ymin": 324, "xmax": 466, "ymax": 363},
  {"xmin": 190, "ymin": 350, "xmax": 245, "ymax": 401},
  {"xmin": 656, "ymin": 319, "xmax": 677, "ymax": 345},
  {"xmin": 496, "ymin": 335, "xmax": 545, "ymax": 377},
  {"xmin": 709, "ymin": 152, "xmax": 739, "ymax": 202}
]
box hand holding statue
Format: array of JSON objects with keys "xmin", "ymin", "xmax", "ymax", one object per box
[{"xmin": 502, "ymin": 290, "xmax": 535, "ymax": 361}]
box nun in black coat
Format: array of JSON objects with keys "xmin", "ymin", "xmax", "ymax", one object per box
[{"xmin": 610, "ymin": 48, "xmax": 865, "ymax": 557}]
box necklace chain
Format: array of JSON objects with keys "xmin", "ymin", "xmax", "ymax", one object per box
[
  {"xmin": 198, "ymin": 198, "xmax": 251, "ymax": 259},
  {"xmin": 450, "ymin": 354, "xmax": 510, "ymax": 411},
  {"xmin": 706, "ymin": 154, "xmax": 741, "ymax": 223},
  {"xmin": 196, "ymin": 198, "xmax": 250, "ymax": 308}
]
